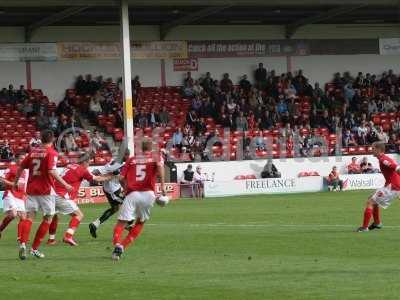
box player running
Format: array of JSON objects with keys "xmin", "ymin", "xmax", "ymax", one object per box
[
  {"xmin": 357, "ymin": 141, "xmax": 400, "ymax": 232},
  {"xmin": 14, "ymin": 130, "xmax": 73, "ymax": 260},
  {"xmin": 47, "ymin": 154, "xmax": 112, "ymax": 246},
  {"xmin": 88, "ymin": 151, "xmax": 130, "ymax": 238},
  {"xmin": 0, "ymin": 154, "xmax": 28, "ymax": 241},
  {"xmin": 111, "ymin": 140, "xmax": 168, "ymax": 261}
]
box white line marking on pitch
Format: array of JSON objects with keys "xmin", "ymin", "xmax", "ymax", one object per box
[{"xmin": 49, "ymin": 222, "xmax": 400, "ymax": 229}]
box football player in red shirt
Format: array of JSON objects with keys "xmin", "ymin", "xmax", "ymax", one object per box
[
  {"xmin": 14, "ymin": 130, "xmax": 73, "ymax": 260},
  {"xmin": 47, "ymin": 154, "xmax": 112, "ymax": 246},
  {"xmin": 0, "ymin": 154, "xmax": 28, "ymax": 241},
  {"xmin": 357, "ymin": 141, "xmax": 400, "ymax": 232},
  {"xmin": 111, "ymin": 139, "xmax": 168, "ymax": 261}
]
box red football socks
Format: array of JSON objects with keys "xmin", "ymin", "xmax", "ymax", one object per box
[
  {"xmin": 362, "ymin": 207, "xmax": 373, "ymax": 229},
  {"xmin": 0, "ymin": 215, "xmax": 15, "ymax": 232},
  {"xmin": 121, "ymin": 222, "xmax": 144, "ymax": 249},
  {"xmin": 17, "ymin": 219, "xmax": 24, "ymax": 241},
  {"xmin": 49, "ymin": 215, "xmax": 59, "ymax": 236},
  {"xmin": 20, "ymin": 219, "xmax": 32, "ymax": 244},
  {"xmin": 32, "ymin": 221, "xmax": 50, "ymax": 250},
  {"xmin": 112, "ymin": 223, "xmax": 125, "ymax": 245},
  {"xmin": 373, "ymin": 205, "xmax": 381, "ymax": 225},
  {"xmin": 64, "ymin": 217, "xmax": 81, "ymax": 239}
]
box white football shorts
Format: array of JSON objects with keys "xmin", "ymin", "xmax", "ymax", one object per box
[
  {"xmin": 3, "ymin": 194, "xmax": 25, "ymax": 212},
  {"xmin": 118, "ymin": 191, "xmax": 156, "ymax": 222},
  {"xmin": 26, "ymin": 195, "xmax": 56, "ymax": 216},
  {"xmin": 370, "ymin": 185, "xmax": 400, "ymax": 209},
  {"xmin": 55, "ymin": 195, "xmax": 79, "ymax": 215}
]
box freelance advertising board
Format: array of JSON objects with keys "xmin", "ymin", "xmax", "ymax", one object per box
[{"xmin": 204, "ymin": 177, "xmax": 323, "ymax": 197}]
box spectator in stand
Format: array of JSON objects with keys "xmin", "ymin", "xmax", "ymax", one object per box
[
  {"xmin": 255, "ymin": 131, "xmax": 266, "ymax": 150},
  {"xmin": 57, "ymin": 117, "xmax": 70, "ymax": 136},
  {"xmin": 392, "ymin": 117, "xmax": 400, "ymax": 134},
  {"xmin": 91, "ymin": 130, "xmax": 109, "ymax": 151},
  {"xmin": 326, "ymin": 166, "xmax": 343, "ymax": 191},
  {"xmin": 158, "ymin": 106, "xmax": 170, "ymax": 127},
  {"xmin": 192, "ymin": 80, "xmax": 203, "ymax": 96},
  {"xmin": 131, "ymin": 75, "xmax": 141, "ymax": 98},
  {"xmin": 261, "ymin": 110, "xmax": 273, "ymax": 130},
  {"xmin": 200, "ymin": 72, "xmax": 214, "ymax": 95},
  {"xmin": 6, "ymin": 84, "xmax": 16, "ymax": 105},
  {"xmin": 89, "ymin": 91, "xmax": 104, "ymax": 120},
  {"xmin": 313, "ymin": 82, "xmax": 325, "ymax": 98},
  {"xmin": 343, "ymin": 129, "xmax": 358, "ymax": 147},
  {"xmin": 0, "ymin": 140, "xmax": 13, "ymax": 160},
  {"xmin": 367, "ymin": 99, "xmax": 378, "ymax": 116},
  {"xmin": 21, "ymin": 99, "xmax": 34, "ymax": 117},
  {"xmin": 16, "ymin": 85, "xmax": 28, "ymax": 103},
  {"xmin": 172, "ymin": 128, "xmax": 183, "ymax": 149},
  {"xmin": 63, "ymin": 132, "xmax": 78, "ymax": 152},
  {"xmin": 220, "ymin": 73, "xmax": 233, "ymax": 93},
  {"xmin": 357, "ymin": 122, "xmax": 368, "ymax": 145},
  {"xmin": 191, "ymin": 95, "xmax": 202, "ymax": 113},
  {"xmin": 134, "ymin": 109, "xmax": 148, "ymax": 128},
  {"xmin": 276, "ymin": 95, "xmax": 288, "ymax": 116},
  {"xmin": 147, "ymin": 107, "xmax": 159, "ymax": 128},
  {"xmin": 383, "ymin": 95, "xmax": 396, "ymax": 112},
  {"xmin": 239, "ymin": 75, "xmax": 252, "ymax": 93},
  {"xmin": 376, "ymin": 126, "xmax": 389, "ymax": 143},
  {"xmin": 343, "ymin": 82, "xmax": 355, "ymax": 104},
  {"xmin": 387, "ymin": 133, "xmax": 399, "ymax": 153},
  {"xmin": 182, "ymin": 130, "xmax": 195, "ymax": 153},
  {"xmin": 183, "ymin": 72, "xmax": 195, "ymax": 97},
  {"xmin": 36, "ymin": 110, "xmax": 49, "ymax": 130},
  {"xmin": 236, "ymin": 111, "xmax": 248, "ymax": 131},
  {"xmin": 57, "ymin": 96, "xmax": 73, "ymax": 117},
  {"xmin": 255, "ymin": 63, "xmax": 267, "ymax": 89},
  {"xmin": 29, "ymin": 132, "xmax": 42, "ymax": 149},
  {"xmin": 347, "ymin": 157, "xmax": 361, "ymax": 174},
  {"xmin": 48, "ymin": 111, "xmax": 59, "ymax": 132},
  {"xmin": 360, "ymin": 157, "xmax": 375, "ymax": 174},
  {"xmin": 75, "ymin": 75, "xmax": 86, "ymax": 95}
]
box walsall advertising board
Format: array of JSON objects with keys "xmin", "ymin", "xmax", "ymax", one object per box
[{"xmin": 340, "ymin": 174, "xmax": 385, "ymax": 191}]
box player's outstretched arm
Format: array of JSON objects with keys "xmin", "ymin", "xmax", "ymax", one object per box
[
  {"xmin": 13, "ymin": 167, "xmax": 23, "ymax": 190},
  {"xmin": 92, "ymin": 174, "xmax": 114, "ymax": 182},
  {"xmin": 49, "ymin": 170, "xmax": 73, "ymax": 192},
  {"xmin": 157, "ymin": 163, "xmax": 166, "ymax": 196},
  {"xmin": 0, "ymin": 176, "xmax": 14, "ymax": 187}
]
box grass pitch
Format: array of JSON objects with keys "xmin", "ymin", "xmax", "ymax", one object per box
[{"xmin": 1, "ymin": 191, "xmax": 400, "ymax": 300}]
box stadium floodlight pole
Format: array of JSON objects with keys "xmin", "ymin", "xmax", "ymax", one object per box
[{"xmin": 120, "ymin": 0, "xmax": 134, "ymax": 156}]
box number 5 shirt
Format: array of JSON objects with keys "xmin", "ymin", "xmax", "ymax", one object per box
[{"xmin": 20, "ymin": 145, "xmax": 58, "ymax": 195}]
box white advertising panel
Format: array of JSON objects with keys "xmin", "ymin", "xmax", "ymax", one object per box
[
  {"xmin": 204, "ymin": 177, "xmax": 324, "ymax": 197},
  {"xmin": 340, "ymin": 174, "xmax": 385, "ymax": 191},
  {"xmin": 379, "ymin": 38, "xmax": 400, "ymax": 55}
]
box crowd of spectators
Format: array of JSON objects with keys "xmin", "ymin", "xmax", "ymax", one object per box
[{"xmin": 171, "ymin": 66, "xmax": 400, "ymax": 161}]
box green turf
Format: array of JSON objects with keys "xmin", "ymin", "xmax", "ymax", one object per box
[{"xmin": 1, "ymin": 190, "xmax": 400, "ymax": 300}]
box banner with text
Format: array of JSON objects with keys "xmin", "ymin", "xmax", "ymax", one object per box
[
  {"xmin": 188, "ymin": 40, "xmax": 309, "ymax": 58},
  {"xmin": 0, "ymin": 43, "xmax": 57, "ymax": 61},
  {"xmin": 379, "ymin": 38, "xmax": 400, "ymax": 55},
  {"xmin": 340, "ymin": 174, "xmax": 385, "ymax": 191},
  {"xmin": 58, "ymin": 41, "xmax": 187, "ymax": 60},
  {"xmin": 204, "ymin": 177, "xmax": 323, "ymax": 197},
  {"xmin": 173, "ymin": 58, "xmax": 199, "ymax": 71},
  {"xmin": 75, "ymin": 184, "xmax": 180, "ymax": 205}
]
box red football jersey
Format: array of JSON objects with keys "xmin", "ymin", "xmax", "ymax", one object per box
[
  {"xmin": 377, "ymin": 154, "xmax": 400, "ymax": 190},
  {"xmin": 54, "ymin": 164, "xmax": 93, "ymax": 199},
  {"xmin": 3, "ymin": 163, "xmax": 27, "ymax": 201},
  {"xmin": 121, "ymin": 154, "xmax": 163, "ymax": 193},
  {"xmin": 20, "ymin": 145, "xmax": 58, "ymax": 195}
]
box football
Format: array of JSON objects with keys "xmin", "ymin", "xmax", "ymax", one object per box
[{"xmin": 156, "ymin": 195, "xmax": 170, "ymax": 207}]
